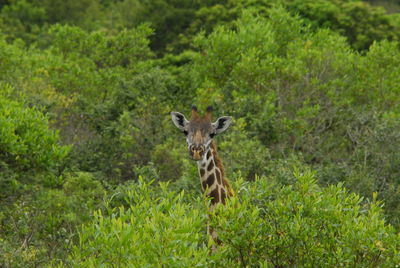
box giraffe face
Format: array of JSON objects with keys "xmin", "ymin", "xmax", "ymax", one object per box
[{"xmin": 171, "ymin": 107, "xmax": 232, "ymax": 161}]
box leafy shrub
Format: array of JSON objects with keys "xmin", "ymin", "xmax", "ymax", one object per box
[
  {"xmin": 0, "ymin": 172, "xmax": 104, "ymax": 267},
  {"xmin": 0, "ymin": 0, "xmax": 46, "ymax": 43},
  {"xmin": 66, "ymin": 179, "xmax": 209, "ymax": 267},
  {"xmin": 0, "ymin": 85, "xmax": 69, "ymax": 195},
  {"xmin": 282, "ymin": 0, "xmax": 400, "ymax": 50},
  {"xmin": 184, "ymin": 0, "xmax": 400, "ymax": 51},
  {"xmin": 218, "ymin": 118, "xmax": 272, "ymax": 180},
  {"xmin": 64, "ymin": 167, "xmax": 400, "ymax": 266},
  {"xmin": 212, "ymin": 169, "xmax": 400, "ymax": 267}
]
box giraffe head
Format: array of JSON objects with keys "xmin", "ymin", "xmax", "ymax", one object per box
[{"xmin": 171, "ymin": 106, "xmax": 232, "ymax": 161}]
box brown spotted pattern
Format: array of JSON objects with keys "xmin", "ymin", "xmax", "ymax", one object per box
[
  {"xmin": 197, "ymin": 141, "xmax": 233, "ymax": 208},
  {"xmin": 215, "ymin": 169, "xmax": 221, "ymax": 184},
  {"xmin": 207, "ymin": 160, "xmax": 214, "ymax": 171}
]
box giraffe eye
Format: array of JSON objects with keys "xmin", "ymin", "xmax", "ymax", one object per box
[
  {"xmin": 183, "ymin": 130, "xmax": 188, "ymax": 136},
  {"xmin": 209, "ymin": 133, "xmax": 216, "ymax": 138}
]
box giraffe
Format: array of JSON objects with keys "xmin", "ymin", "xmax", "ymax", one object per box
[{"xmin": 171, "ymin": 105, "xmax": 234, "ymax": 251}]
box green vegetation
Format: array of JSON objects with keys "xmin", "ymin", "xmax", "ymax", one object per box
[
  {"xmin": 1, "ymin": 0, "xmax": 400, "ymax": 266},
  {"xmin": 66, "ymin": 171, "xmax": 400, "ymax": 267}
]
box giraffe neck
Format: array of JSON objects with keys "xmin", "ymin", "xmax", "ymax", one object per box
[{"xmin": 197, "ymin": 142, "xmax": 232, "ymax": 207}]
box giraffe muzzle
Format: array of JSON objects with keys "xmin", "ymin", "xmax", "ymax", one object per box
[{"xmin": 189, "ymin": 145, "xmax": 205, "ymax": 161}]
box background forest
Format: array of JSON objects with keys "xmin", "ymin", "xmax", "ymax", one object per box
[{"xmin": 1, "ymin": 0, "xmax": 400, "ymax": 266}]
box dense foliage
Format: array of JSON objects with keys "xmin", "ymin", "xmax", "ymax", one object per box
[
  {"xmin": 65, "ymin": 170, "xmax": 400, "ymax": 267},
  {"xmin": 1, "ymin": 0, "xmax": 400, "ymax": 266}
]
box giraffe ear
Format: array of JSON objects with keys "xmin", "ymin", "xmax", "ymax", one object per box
[
  {"xmin": 171, "ymin": 112, "xmax": 188, "ymax": 131},
  {"xmin": 213, "ymin": 116, "xmax": 232, "ymax": 134}
]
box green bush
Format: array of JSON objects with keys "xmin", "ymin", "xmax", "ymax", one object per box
[
  {"xmin": 282, "ymin": 0, "xmax": 400, "ymax": 50},
  {"xmin": 0, "ymin": 172, "xmax": 104, "ymax": 267},
  {"xmin": 0, "ymin": 85, "xmax": 69, "ymax": 195},
  {"xmin": 212, "ymin": 170, "xmax": 400, "ymax": 266},
  {"xmin": 64, "ymin": 168, "xmax": 400, "ymax": 266},
  {"xmin": 0, "ymin": 0, "xmax": 46, "ymax": 43},
  {"xmin": 183, "ymin": 0, "xmax": 400, "ymax": 51},
  {"xmin": 66, "ymin": 179, "xmax": 209, "ymax": 267}
]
